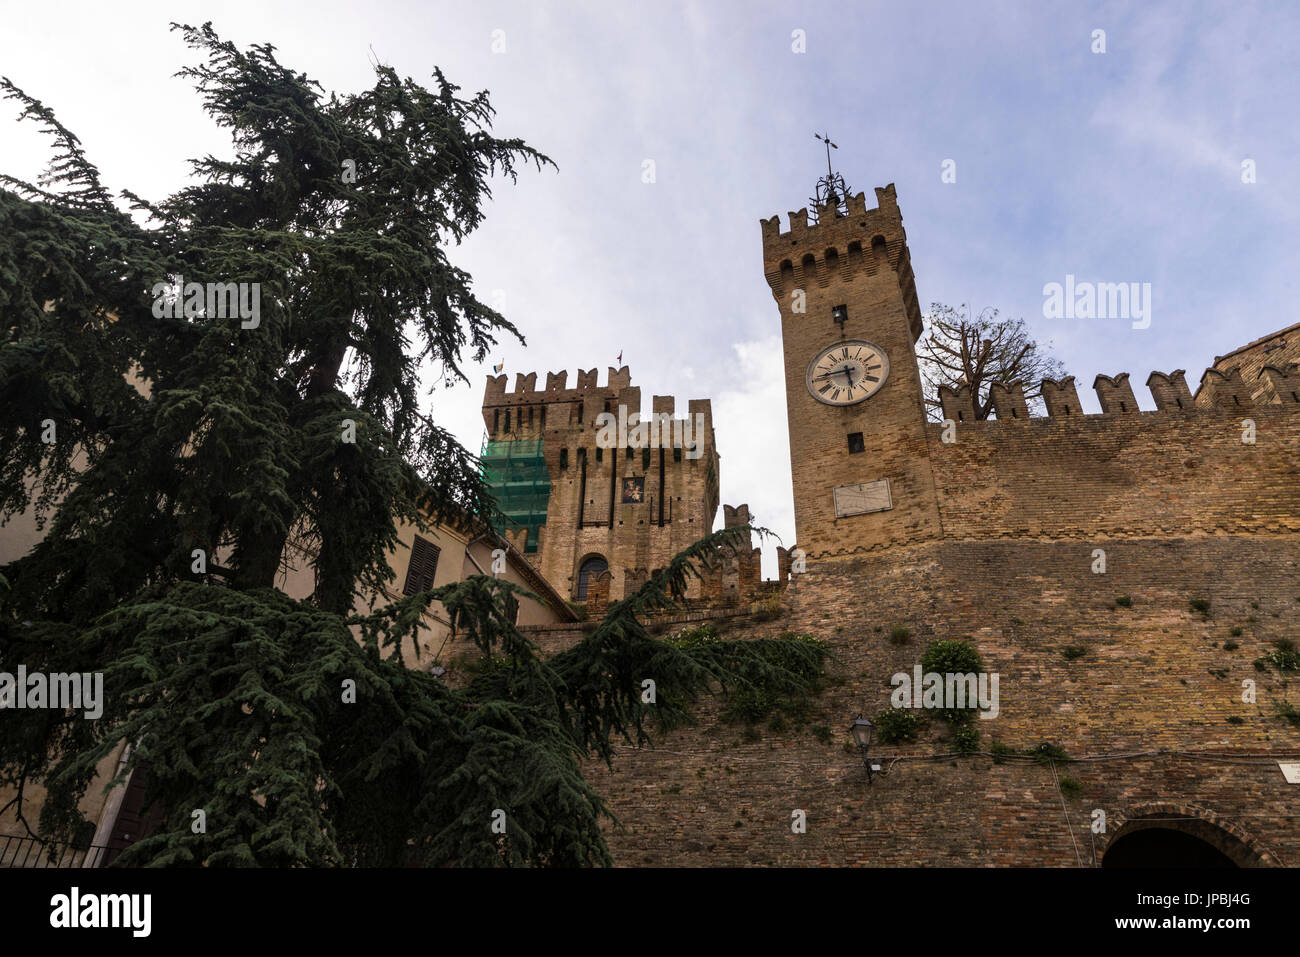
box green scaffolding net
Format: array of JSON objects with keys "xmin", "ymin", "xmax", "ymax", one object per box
[{"xmin": 480, "ymin": 438, "xmax": 550, "ymax": 553}]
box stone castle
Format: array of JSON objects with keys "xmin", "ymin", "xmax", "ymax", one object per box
[
  {"xmin": 3, "ymin": 171, "xmax": 1297, "ymax": 868},
  {"xmin": 491, "ymin": 179, "xmax": 1300, "ymax": 866},
  {"xmin": 480, "ymin": 366, "xmax": 768, "ymax": 611}
]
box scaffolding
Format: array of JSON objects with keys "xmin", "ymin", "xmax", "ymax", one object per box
[{"xmin": 480, "ymin": 438, "xmax": 550, "ymax": 553}]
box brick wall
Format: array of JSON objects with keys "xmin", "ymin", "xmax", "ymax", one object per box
[
  {"xmin": 559, "ymin": 536, "xmax": 1300, "ymax": 866},
  {"xmin": 930, "ymin": 406, "xmax": 1300, "ymax": 545},
  {"xmin": 483, "ymin": 368, "xmax": 721, "ymax": 602}
]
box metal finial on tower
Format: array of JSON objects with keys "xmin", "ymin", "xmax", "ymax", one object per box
[{"xmin": 811, "ymin": 132, "xmax": 852, "ymax": 222}]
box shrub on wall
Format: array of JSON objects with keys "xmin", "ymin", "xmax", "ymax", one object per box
[{"xmin": 875, "ymin": 709, "xmax": 923, "ymax": 744}]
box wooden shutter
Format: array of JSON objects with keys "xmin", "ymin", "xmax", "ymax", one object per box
[{"xmin": 403, "ymin": 535, "xmax": 441, "ymax": 595}]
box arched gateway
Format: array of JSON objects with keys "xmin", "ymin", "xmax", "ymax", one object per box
[{"xmin": 1099, "ymin": 803, "xmax": 1280, "ymax": 868}]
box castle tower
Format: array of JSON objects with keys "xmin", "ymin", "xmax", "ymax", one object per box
[
  {"xmin": 481, "ymin": 367, "xmax": 720, "ymax": 603},
  {"xmin": 761, "ymin": 180, "xmax": 942, "ymax": 558}
]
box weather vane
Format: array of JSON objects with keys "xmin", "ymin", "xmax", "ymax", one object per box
[{"xmin": 811, "ymin": 132, "xmax": 852, "ymax": 222}]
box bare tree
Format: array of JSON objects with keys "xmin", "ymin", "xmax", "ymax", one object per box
[{"xmin": 917, "ymin": 303, "xmax": 1067, "ymax": 420}]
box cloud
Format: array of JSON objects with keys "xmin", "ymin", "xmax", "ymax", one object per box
[{"xmin": 712, "ymin": 335, "xmax": 794, "ymax": 579}]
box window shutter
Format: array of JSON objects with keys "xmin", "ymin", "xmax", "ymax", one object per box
[{"xmin": 403, "ymin": 535, "xmax": 441, "ymax": 595}]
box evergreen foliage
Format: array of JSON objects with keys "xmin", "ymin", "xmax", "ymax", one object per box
[{"xmin": 0, "ymin": 23, "xmax": 825, "ymax": 866}]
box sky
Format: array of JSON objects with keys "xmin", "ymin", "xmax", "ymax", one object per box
[{"xmin": 3, "ymin": 1, "xmax": 1297, "ymax": 577}]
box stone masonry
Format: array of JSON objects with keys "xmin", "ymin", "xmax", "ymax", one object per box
[{"xmin": 500, "ymin": 181, "xmax": 1300, "ymax": 866}]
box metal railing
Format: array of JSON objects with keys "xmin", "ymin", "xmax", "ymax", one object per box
[{"xmin": 0, "ymin": 834, "xmax": 111, "ymax": 868}]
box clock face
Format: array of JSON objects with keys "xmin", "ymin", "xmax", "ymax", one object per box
[{"xmin": 805, "ymin": 339, "xmax": 890, "ymax": 406}]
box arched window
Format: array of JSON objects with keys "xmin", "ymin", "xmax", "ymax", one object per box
[{"xmin": 576, "ymin": 555, "xmax": 608, "ymax": 601}]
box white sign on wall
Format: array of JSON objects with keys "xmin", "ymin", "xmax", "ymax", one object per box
[{"xmin": 833, "ymin": 479, "xmax": 893, "ymax": 518}]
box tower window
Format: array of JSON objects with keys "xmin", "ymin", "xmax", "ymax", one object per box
[
  {"xmin": 642, "ymin": 447, "xmax": 651, "ymax": 470},
  {"xmin": 847, "ymin": 432, "xmax": 865, "ymax": 454},
  {"xmin": 1118, "ymin": 401, "xmax": 1127, "ymax": 412},
  {"xmin": 560, "ymin": 447, "xmax": 569, "ymax": 470},
  {"xmin": 596, "ymin": 446, "xmax": 603, "ymax": 462},
  {"xmin": 504, "ymin": 409, "xmax": 511, "ymax": 431},
  {"xmin": 1175, "ymin": 398, "xmax": 1182, "ymax": 409},
  {"xmin": 832, "ymin": 304, "xmax": 848, "ymax": 326},
  {"xmin": 673, "ymin": 446, "xmax": 682, "ymax": 462},
  {"xmin": 402, "ymin": 535, "xmax": 441, "ymax": 595},
  {"xmin": 576, "ymin": 555, "xmax": 609, "ymax": 601}
]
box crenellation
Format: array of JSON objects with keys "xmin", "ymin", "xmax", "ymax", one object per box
[
  {"xmin": 687, "ymin": 397, "xmax": 713, "ymax": 425},
  {"xmin": 723, "ymin": 503, "xmax": 751, "ymax": 528},
  {"xmin": 652, "ymin": 395, "xmax": 675, "ymax": 416},
  {"xmin": 938, "ymin": 382, "xmax": 975, "ymax": 423},
  {"xmin": 763, "ymin": 187, "xmax": 902, "ymax": 254},
  {"xmin": 929, "ymin": 364, "xmax": 1300, "ymax": 430},
  {"xmin": 1094, "ymin": 373, "xmax": 1138, "ymax": 414},
  {"xmin": 607, "ymin": 365, "xmax": 631, "ymax": 391},
  {"xmin": 514, "ymin": 371, "xmax": 537, "ymax": 393},
  {"xmin": 1258, "ymin": 362, "xmax": 1300, "ymax": 405},
  {"xmin": 989, "ymin": 381, "xmax": 1030, "ymax": 420},
  {"xmin": 576, "ymin": 368, "xmax": 598, "ymax": 391},
  {"xmin": 1196, "ymin": 366, "xmax": 1255, "ymax": 412},
  {"xmin": 1040, "ymin": 375, "xmax": 1081, "ymax": 417},
  {"xmin": 787, "ymin": 207, "xmax": 811, "ymax": 238},
  {"xmin": 545, "ymin": 370, "xmax": 568, "ymax": 391},
  {"xmin": 1146, "ymin": 369, "xmax": 1193, "ymax": 411}
]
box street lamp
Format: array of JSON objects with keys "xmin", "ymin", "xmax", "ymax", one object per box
[{"xmin": 850, "ymin": 715, "xmax": 882, "ymax": 783}]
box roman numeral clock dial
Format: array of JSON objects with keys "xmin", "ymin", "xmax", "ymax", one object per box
[{"xmin": 805, "ymin": 339, "xmax": 890, "ymax": 406}]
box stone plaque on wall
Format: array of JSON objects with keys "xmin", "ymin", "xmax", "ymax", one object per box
[{"xmin": 833, "ymin": 479, "xmax": 892, "ymax": 518}]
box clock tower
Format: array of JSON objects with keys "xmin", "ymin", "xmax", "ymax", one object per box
[{"xmin": 761, "ymin": 179, "xmax": 942, "ymax": 560}]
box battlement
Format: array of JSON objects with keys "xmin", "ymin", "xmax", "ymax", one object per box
[
  {"xmin": 1195, "ymin": 366, "xmax": 1254, "ymax": 411},
  {"xmin": 936, "ymin": 362, "xmax": 1300, "ymax": 426},
  {"xmin": 1145, "ymin": 370, "xmax": 1194, "ymax": 411},
  {"xmin": 481, "ymin": 364, "xmax": 719, "ymax": 455},
  {"xmin": 484, "ymin": 365, "xmax": 633, "ymax": 404},
  {"xmin": 760, "ymin": 184, "xmax": 901, "ymax": 253},
  {"xmin": 1258, "ymin": 362, "xmax": 1300, "ymax": 406},
  {"xmin": 760, "ymin": 182, "xmax": 922, "ymax": 341},
  {"xmin": 723, "ymin": 503, "xmax": 752, "ymax": 528}
]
